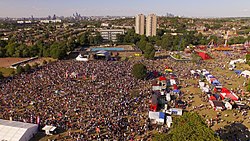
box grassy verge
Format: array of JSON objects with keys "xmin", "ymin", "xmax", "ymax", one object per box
[{"xmin": 0, "ymin": 67, "xmax": 15, "ymax": 77}]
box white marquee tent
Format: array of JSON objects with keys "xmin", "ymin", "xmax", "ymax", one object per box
[
  {"xmin": 241, "ymin": 70, "xmax": 250, "ymax": 78},
  {"xmin": 0, "ymin": 119, "xmax": 38, "ymax": 141}
]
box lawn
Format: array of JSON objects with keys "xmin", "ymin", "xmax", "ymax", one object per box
[
  {"xmin": 182, "ymin": 72, "xmax": 250, "ymax": 132},
  {"xmin": 0, "ymin": 67, "xmax": 15, "ymax": 77}
]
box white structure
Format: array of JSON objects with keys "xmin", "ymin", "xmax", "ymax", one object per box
[
  {"xmin": 101, "ymin": 23, "xmax": 110, "ymax": 27},
  {"xmin": 148, "ymin": 111, "xmax": 165, "ymax": 124},
  {"xmin": 166, "ymin": 116, "xmax": 173, "ymax": 128},
  {"xmin": 100, "ymin": 29, "xmax": 125, "ymax": 42},
  {"xmin": 76, "ymin": 54, "xmax": 89, "ymax": 61},
  {"xmin": 42, "ymin": 125, "xmax": 57, "ymax": 135},
  {"xmin": 0, "ymin": 119, "xmax": 38, "ymax": 141},
  {"xmin": 40, "ymin": 19, "xmax": 62, "ymax": 23},
  {"xmin": 135, "ymin": 14, "xmax": 145, "ymax": 35},
  {"xmin": 166, "ymin": 93, "xmax": 171, "ymax": 102},
  {"xmin": 241, "ymin": 70, "xmax": 250, "ymax": 78},
  {"xmin": 169, "ymin": 108, "xmax": 183, "ymax": 116},
  {"xmin": 225, "ymin": 102, "xmax": 232, "ymax": 110}
]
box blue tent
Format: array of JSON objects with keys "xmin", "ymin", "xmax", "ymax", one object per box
[
  {"xmin": 214, "ymin": 94, "xmax": 220, "ymax": 100},
  {"xmin": 159, "ymin": 112, "xmax": 165, "ymax": 119},
  {"xmin": 234, "ymin": 70, "xmax": 242, "ymax": 75},
  {"xmin": 212, "ymin": 80, "xmax": 220, "ymax": 85},
  {"xmin": 209, "ymin": 75, "xmax": 215, "ymax": 78},
  {"xmin": 173, "ymin": 89, "xmax": 180, "ymax": 93}
]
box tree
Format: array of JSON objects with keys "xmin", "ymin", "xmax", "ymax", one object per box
[
  {"xmin": 5, "ymin": 43, "xmax": 17, "ymax": 57},
  {"xmin": 24, "ymin": 64, "xmax": 31, "ymax": 72},
  {"xmin": 137, "ymin": 39, "xmax": 147, "ymax": 51},
  {"xmin": 116, "ymin": 34, "xmax": 125, "ymax": 44},
  {"xmin": 144, "ymin": 43, "xmax": 155, "ymax": 59},
  {"xmin": 0, "ymin": 46, "xmax": 6, "ymax": 57},
  {"xmin": 16, "ymin": 66, "xmax": 24, "ymax": 74},
  {"xmin": 161, "ymin": 34, "xmax": 173, "ymax": 50},
  {"xmin": 79, "ymin": 32, "xmax": 89, "ymax": 46},
  {"xmin": 0, "ymin": 71, "xmax": 4, "ymax": 79},
  {"xmin": 153, "ymin": 112, "xmax": 222, "ymax": 141},
  {"xmin": 94, "ymin": 32, "xmax": 103, "ymax": 44},
  {"xmin": 132, "ymin": 63, "xmax": 147, "ymax": 80}
]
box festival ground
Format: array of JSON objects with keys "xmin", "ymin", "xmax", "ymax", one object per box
[{"xmin": 32, "ymin": 51, "xmax": 249, "ymax": 140}]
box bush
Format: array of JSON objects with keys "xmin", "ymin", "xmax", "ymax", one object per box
[
  {"xmin": 132, "ymin": 63, "xmax": 147, "ymax": 79},
  {"xmin": 153, "ymin": 112, "xmax": 222, "ymax": 141},
  {"xmin": 24, "ymin": 64, "xmax": 31, "ymax": 72},
  {"xmin": 0, "ymin": 72, "xmax": 4, "ymax": 79},
  {"xmin": 16, "ymin": 66, "xmax": 24, "ymax": 74}
]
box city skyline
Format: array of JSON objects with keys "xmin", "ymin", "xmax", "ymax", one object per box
[{"xmin": 1, "ymin": 0, "xmax": 250, "ymax": 18}]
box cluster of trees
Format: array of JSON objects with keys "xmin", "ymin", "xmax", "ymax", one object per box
[
  {"xmin": 16, "ymin": 64, "xmax": 32, "ymax": 74},
  {"xmin": 228, "ymin": 36, "xmax": 250, "ymax": 45},
  {"xmin": 117, "ymin": 29, "xmax": 155, "ymax": 59},
  {"xmin": 153, "ymin": 112, "xmax": 222, "ymax": 141},
  {"xmin": 131, "ymin": 63, "xmax": 147, "ymax": 79},
  {"xmin": 116, "ymin": 29, "xmax": 216, "ymax": 56},
  {"xmin": 0, "ymin": 40, "xmax": 70, "ymax": 59},
  {"xmin": 78, "ymin": 31, "xmax": 102, "ymax": 46},
  {"xmin": 0, "ymin": 31, "xmax": 103, "ymax": 59}
]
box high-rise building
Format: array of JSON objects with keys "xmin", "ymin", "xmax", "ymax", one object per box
[
  {"xmin": 146, "ymin": 14, "xmax": 157, "ymax": 37},
  {"xmin": 135, "ymin": 14, "xmax": 145, "ymax": 35}
]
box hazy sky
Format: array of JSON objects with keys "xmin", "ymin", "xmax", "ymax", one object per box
[{"xmin": 1, "ymin": 0, "xmax": 250, "ymax": 18}]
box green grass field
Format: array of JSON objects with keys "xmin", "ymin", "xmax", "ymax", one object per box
[{"xmin": 0, "ymin": 67, "xmax": 15, "ymax": 77}]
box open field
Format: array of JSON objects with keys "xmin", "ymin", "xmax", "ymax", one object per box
[
  {"xmin": 0, "ymin": 57, "xmax": 29, "ymax": 67},
  {"xmin": 182, "ymin": 74, "xmax": 250, "ymax": 131},
  {"xmin": 0, "ymin": 57, "xmax": 56, "ymax": 77}
]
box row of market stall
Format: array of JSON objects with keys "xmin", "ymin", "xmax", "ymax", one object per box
[
  {"xmin": 148, "ymin": 67, "xmax": 183, "ymax": 128},
  {"xmin": 192, "ymin": 69, "xmax": 240, "ymax": 111}
]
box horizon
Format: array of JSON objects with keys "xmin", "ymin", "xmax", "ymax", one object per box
[{"xmin": 1, "ymin": 0, "xmax": 250, "ymax": 18}]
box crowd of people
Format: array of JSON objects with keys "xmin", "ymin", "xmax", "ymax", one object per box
[
  {"xmin": 0, "ymin": 60, "xmax": 153, "ymax": 140},
  {"xmin": 0, "ymin": 50, "xmax": 249, "ymax": 140}
]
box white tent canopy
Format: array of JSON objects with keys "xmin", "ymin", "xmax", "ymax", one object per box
[
  {"xmin": 0, "ymin": 119, "xmax": 38, "ymax": 141},
  {"xmin": 42, "ymin": 125, "xmax": 57, "ymax": 135},
  {"xmin": 241, "ymin": 70, "xmax": 250, "ymax": 78},
  {"xmin": 76, "ymin": 54, "xmax": 89, "ymax": 61}
]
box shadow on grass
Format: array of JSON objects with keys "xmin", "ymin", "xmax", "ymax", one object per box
[{"xmin": 216, "ymin": 122, "xmax": 250, "ymax": 141}]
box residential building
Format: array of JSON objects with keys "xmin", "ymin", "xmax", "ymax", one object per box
[
  {"xmin": 146, "ymin": 14, "xmax": 157, "ymax": 37},
  {"xmin": 100, "ymin": 29, "xmax": 125, "ymax": 42},
  {"xmin": 135, "ymin": 14, "xmax": 145, "ymax": 35}
]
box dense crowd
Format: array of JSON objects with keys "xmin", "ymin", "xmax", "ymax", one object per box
[
  {"xmin": 0, "ymin": 51, "xmax": 248, "ymax": 140},
  {"xmin": 0, "ymin": 60, "xmax": 153, "ymax": 140}
]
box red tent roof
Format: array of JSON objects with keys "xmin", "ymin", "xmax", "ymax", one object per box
[
  {"xmin": 159, "ymin": 76, "xmax": 167, "ymax": 81},
  {"xmin": 209, "ymin": 96, "xmax": 217, "ymax": 100},
  {"xmin": 197, "ymin": 52, "xmax": 212, "ymax": 60},
  {"xmin": 173, "ymin": 84, "xmax": 178, "ymax": 90},
  {"xmin": 220, "ymin": 92, "xmax": 239, "ymax": 101},
  {"xmin": 221, "ymin": 87, "xmax": 230, "ymax": 93}
]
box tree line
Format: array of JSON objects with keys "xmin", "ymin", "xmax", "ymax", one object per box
[{"xmin": 0, "ymin": 31, "xmax": 102, "ymax": 59}]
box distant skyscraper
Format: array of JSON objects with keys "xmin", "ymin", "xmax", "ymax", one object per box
[
  {"xmin": 146, "ymin": 14, "xmax": 157, "ymax": 37},
  {"xmin": 135, "ymin": 14, "xmax": 145, "ymax": 35}
]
